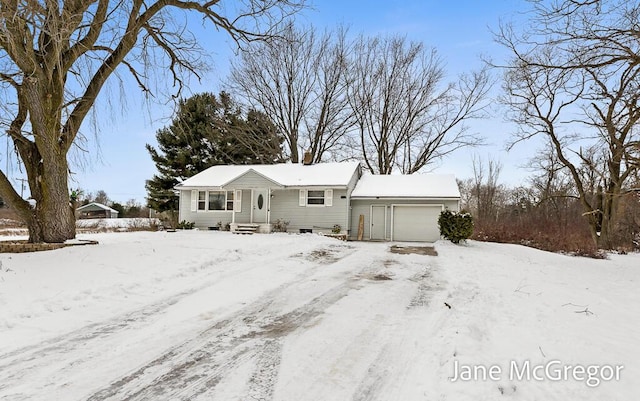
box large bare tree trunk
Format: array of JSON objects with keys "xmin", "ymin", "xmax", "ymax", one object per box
[{"xmin": 0, "ymin": 1, "xmax": 302, "ymax": 243}]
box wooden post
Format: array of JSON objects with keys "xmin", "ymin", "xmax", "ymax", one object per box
[{"xmin": 357, "ymin": 214, "xmax": 364, "ymax": 240}]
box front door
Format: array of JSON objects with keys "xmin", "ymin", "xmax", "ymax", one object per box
[
  {"xmin": 252, "ymin": 189, "xmax": 268, "ymax": 223},
  {"xmin": 371, "ymin": 205, "xmax": 386, "ymax": 240}
]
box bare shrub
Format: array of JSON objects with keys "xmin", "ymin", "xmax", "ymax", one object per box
[{"xmin": 472, "ymin": 203, "xmax": 603, "ymax": 258}]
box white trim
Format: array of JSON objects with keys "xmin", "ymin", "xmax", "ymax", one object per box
[
  {"xmin": 351, "ymin": 196, "xmax": 460, "ymax": 201},
  {"xmin": 324, "ymin": 189, "xmax": 333, "ymax": 207},
  {"xmin": 234, "ymin": 189, "xmax": 242, "ymax": 212},
  {"xmin": 190, "ymin": 190, "xmax": 198, "ymax": 212},
  {"xmin": 221, "ymin": 168, "xmax": 284, "ymax": 188},
  {"xmin": 267, "ymin": 188, "xmax": 271, "ymax": 224},
  {"xmin": 250, "ymin": 189, "xmax": 254, "ymax": 223},
  {"xmin": 369, "ymin": 205, "xmax": 387, "ymax": 240},
  {"xmin": 390, "ymin": 204, "xmax": 444, "ymax": 241},
  {"xmin": 299, "ymin": 189, "xmax": 307, "ymax": 206}
]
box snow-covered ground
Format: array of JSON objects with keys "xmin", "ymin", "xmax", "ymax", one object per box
[
  {"xmin": 75, "ymin": 217, "xmax": 161, "ymax": 230},
  {"xmin": 0, "ymin": 231, "xmax": 638, "ymax": 400}
]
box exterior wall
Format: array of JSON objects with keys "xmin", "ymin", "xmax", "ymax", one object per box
[
  {"xmin": 223, "ymin": 170, "xmax": 280, "ymax": 189},
  {"xmin": 349, "ymin": 198, "xmax": 459, "ymax": 240},
  {"xmin": 345, "ymin": 166, "xmax": 362, "ymax": 196},
  {"xmin": 78, "ymin": 210, "xmax": 109, "ymax": 219},
  {"xmin": 344, "ymin": 166, "xmax": 362, "ymax": 234},
  {"xmin": 270, "ymin": 188, "xmax": 349, "ymax": 234},
  {"xmin": 179, "ymin": 189, "xmax": 252, "ymax": 228}
]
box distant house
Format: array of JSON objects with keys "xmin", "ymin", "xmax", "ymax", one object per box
[
  {"xmin": 175, "ymin": 161, "xmax": 460, "ymax": 242},
  {"xmin": 76, "ymin": 202, "xmax": 119, "ymax": 219}
]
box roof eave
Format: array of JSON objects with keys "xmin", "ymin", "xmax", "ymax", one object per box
[{"xmin": 350, "ymin": 196, "xmax": 460, "ymax": 200}]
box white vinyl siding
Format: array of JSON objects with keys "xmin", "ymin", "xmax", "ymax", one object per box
[
  {"xmin": 272, "ymin": 188, "xmax": 349, "ymax": 233},
  {"xmin": 180, "ymin": 189, "xmax": 250, "ymax": 228}
]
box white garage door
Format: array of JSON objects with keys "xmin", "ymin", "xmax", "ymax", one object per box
[{"xmin": 392, "ymin": 205, "xmax": 441, "ymax": 242}]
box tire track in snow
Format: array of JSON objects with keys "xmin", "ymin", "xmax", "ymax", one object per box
[
  {"xmin": 351, "ymin": 261, "xmax": 446, "ymax": 400},
  {"xmin": 0, "ymin": 252, "xmax": 250, "ymax": 365},
  {"xmin": 0, "ymin": 244, "xmax": 356, "ymax": 399},
  {"xmin": 85, "ymin": 271, "xmax": 362, "ymax": 400}
]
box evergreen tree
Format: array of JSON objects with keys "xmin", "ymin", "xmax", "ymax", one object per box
[
  {"xmin": 146, "ymin": 92, "xmax": 285, "ymax": 212},
  {"xmin": 438, "ymin": 210, "xmax": 474, "ymax": 244}
]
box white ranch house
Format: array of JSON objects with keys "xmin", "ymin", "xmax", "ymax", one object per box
[{"xmin": 175, "ymin": 162, "xmax": 460, "ymax": 242}]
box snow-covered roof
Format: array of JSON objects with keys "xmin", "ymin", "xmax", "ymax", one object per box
[
  {"xmin": 351, "ymin": 174, "xmax": 460, "ymax": 198},
  {"xmin": 76, "ymin": 202, "xmax": 119, "ymax": 213},
  {"xmin": 176, "ymin": 162, "xmax": 361, "ymax": 189}
]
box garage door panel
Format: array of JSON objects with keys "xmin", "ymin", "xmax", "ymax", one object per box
[{"xmin": 393, "ymin": 206, "xmax": 441, "ymax": 242}]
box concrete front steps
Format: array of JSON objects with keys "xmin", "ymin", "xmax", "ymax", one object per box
[{"xmin": 230, "ymin": 223, "xmax": 274, "ymax": 235}]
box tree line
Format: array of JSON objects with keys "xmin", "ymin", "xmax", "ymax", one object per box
[
  {"xmin": 147, "ymin": 24, "xmax": 491, "ymax": 211},
  {"xmin": 460, "ymin": 157, "xmax": 640, "ymax": 256}
]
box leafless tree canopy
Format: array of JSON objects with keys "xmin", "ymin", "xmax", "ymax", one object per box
[
  {"xmin": 231, "ymin": 29, "xmax": 490, "ymax": 171},
  {"xmin": 230, "ymin": 23, "xmax": 353, "ymax": 163},
  {"xmin": 0, "ymin": 0, "xmax": 303, "ymax": 243},
  {"xmin": 347, "ymin": 35, "xmax": 490, "ymax": 174},
  {"xmin": 497, "ymin": 0, "xmax": 640, "ymax": 248}
]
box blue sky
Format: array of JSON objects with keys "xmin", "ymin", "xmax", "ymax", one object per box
[{"xmin": 61, "ymin": 0, "xmax": 531, "ymax": 204}]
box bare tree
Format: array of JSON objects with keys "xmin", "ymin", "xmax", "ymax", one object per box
[
  {"xmin": 93, "ymin": 190, "xmax": 110, "ymax": 206},
  {"xmin": 347, "ymin": 35, "xmax": 491, "ymax": 174},
  {"xmin": 230, "ymin": 23, "xmax": 352, "ymax": 163},
  {"xmin": 471, "ymin": 156, "xmax": 504, "ymax": 222},
  {"xmin": 0, "ymin": 1, "xmax": 302, "ymax": 243},
  {"xmin": 496, "ymin": 0, "xmax": 640, "ymax": 248}
]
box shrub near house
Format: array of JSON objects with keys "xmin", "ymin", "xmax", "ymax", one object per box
[{"xmin": 439, "ymin": 210, "xmax": 473, "ymax": 244}]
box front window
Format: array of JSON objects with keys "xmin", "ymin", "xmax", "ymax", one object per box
[
  {"xmin": 307, "ymin": 190, "xmax": 325, "ymax": 205},
  {"xmin": 208, "ymin": 192, "xmax": 226, "ymax": 210},
  {"xmin": 196, "ymin": 190, "xmax": 235, "ymax": 211}
]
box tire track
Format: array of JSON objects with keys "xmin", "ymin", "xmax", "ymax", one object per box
[
  {"xmin": 86, "ymin": 271, "xmax": 362, "ymax": 400},
  {"xmin": 0, "ymin": 243, "xmax": 357, "ymax": 399}
]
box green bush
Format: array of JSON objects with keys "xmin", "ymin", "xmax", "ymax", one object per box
[{"xmin": 438, "ymin": 210, "xmax": 473, "ymax": 244}]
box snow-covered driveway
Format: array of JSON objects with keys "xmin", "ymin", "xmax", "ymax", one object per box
[
  {"xmin": 0, "ymin": 232, "xmax": 441, "ymax": 400},
  {"xmin": 0, "ymin": 231, "xmax": 638, "ymax": 400}
]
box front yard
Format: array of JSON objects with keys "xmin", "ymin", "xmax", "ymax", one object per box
[{"xmin": 0, "ymin": 231, "xmax": 638, "ymax": 400}]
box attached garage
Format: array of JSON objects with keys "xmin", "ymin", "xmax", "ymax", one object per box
[
  {"xmin": 391, "ymin": 205, "xmax": 443, "ymax": 242},
  {"xmin": 349, "ymin": 174, "xmax": 460, "ymax": 242}
]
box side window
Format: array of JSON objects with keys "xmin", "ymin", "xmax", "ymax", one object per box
[
  {"xmin": 197, "ymin": 191, "xmax": 206, "ymax": 211},
  {"xmin": 307, "ymin": 190, "xmax": 325, "ymax": 205},
  {"xmin": 226, "ymin": 191, "xmax": 234, "ymax": 211}
]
